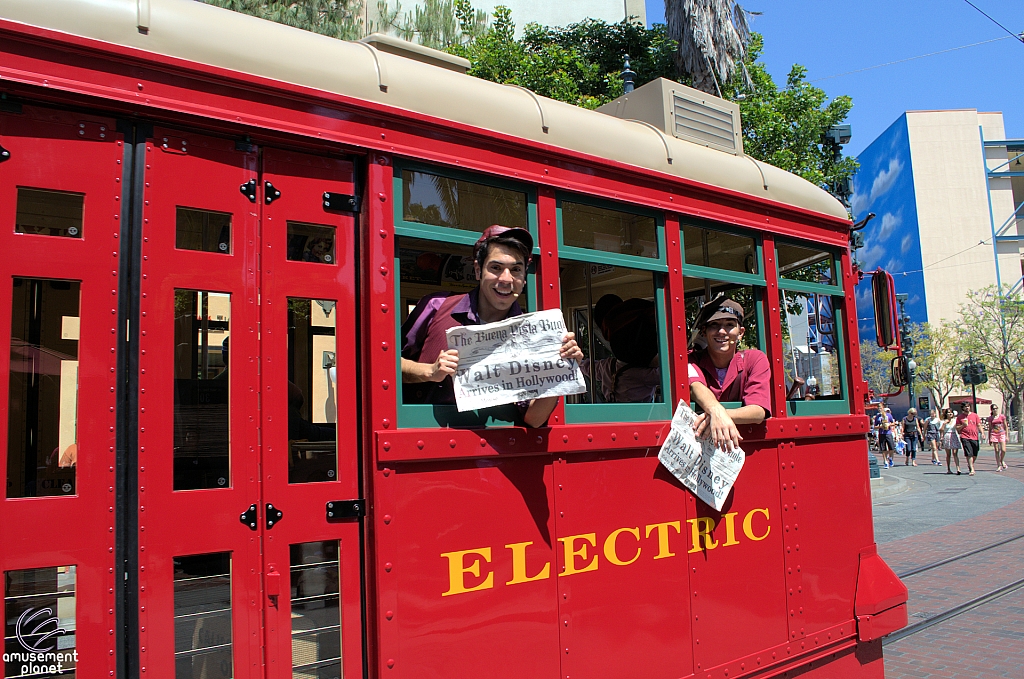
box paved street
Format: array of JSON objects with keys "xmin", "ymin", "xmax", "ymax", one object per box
[{"xmin": 872, "ymin": 444, "xmax": 1024, "ymax": 679}]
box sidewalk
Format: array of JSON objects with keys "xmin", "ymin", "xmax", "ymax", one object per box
[{"xmin": 878, "ymin": 445, "xmax": 1024, "ymax": 679}]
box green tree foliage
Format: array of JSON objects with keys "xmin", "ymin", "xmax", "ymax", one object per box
[
  {"xmin": 200, "ymin": 0, "xmax": 363, "ymax": 40},
  {"xmin": 955, "ymin": 286, "xmax": 1024, "ymax": 425},
  {"xmin": 860, "ymin": 340, "xmax": 896, "ymax": 401},
  {"xmin": 911, "ymin": 321, "xmax": 962, "ymax": 411},
  {"xmin": 374, "ymin": 0, "xmax": 487, "ymax": 49},
  {"xmin": 724, "ymin": 34, "xmax": 856, "ymax": 198}
]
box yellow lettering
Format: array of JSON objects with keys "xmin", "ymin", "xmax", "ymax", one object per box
[
  {"xmin": 441, "ymin": 547, "xmax": 494, "ymax": 596},
  {"xmin": 687, "ymin": 517, "xmax": 719, "ymax": 553},
  {"xmin": 721, "ymin": 512, "xmax": 740, "ymax": 546},
  {"xmin": 743, "ymin": 508, "xmax": 771, "ymax": 541},
  {"xmin": 505, "ymin": 541, "xmax": 551, "ymax": 585},
  {"xmin": 602, "ymin": 527, "xmax": 641, "ymax": 566},
  {"xmin": 644, "ymin": 521, "xmax": 681, "ymax": 559},
  {"xmin": 558, "ymin": 533, "xmax": 599, "ymax": 576}
]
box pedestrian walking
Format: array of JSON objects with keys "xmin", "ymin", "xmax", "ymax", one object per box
[
  {"xmin": 956, "ymin": 402, "xmax": 981, "ymax": 476},
  {"xmin": 925, "ymin": 408, "xmax": 942, "ymax": 465},
  {"xmin": 940, "ymin": 408, "xmax": 962, "ymax": 475},
  {"xmin": 988, "ymin": 403, "xmax": 1008, "ymax": 471},
  {"xmin": 901, "ymin": 407, "xmax": 923, "ymax": 466},
  {"xmin": 874, "ymin": 404, "xmax": 896, "ymax": 468}
]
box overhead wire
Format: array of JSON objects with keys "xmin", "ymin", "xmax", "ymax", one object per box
[
  {"xmin": 810, "ymin": 36, "xmax": 1015, "ymax": 82},
  {"xmin": 882, "ymin": 239, "xmax": 990, "ymax": 276},
  {"xmin": 960, "ymin": 0, "xmax": 1024, "ymax": 44}
]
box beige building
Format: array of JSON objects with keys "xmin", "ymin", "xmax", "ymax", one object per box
[{"xmin": 853, "ymin": 109, "xmax": 1023, "ymax": 412}]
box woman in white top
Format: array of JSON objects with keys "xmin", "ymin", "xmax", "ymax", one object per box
[
  {"xmin": 924, "ymin": 409, "xmax": 942, "ymax": 466},
  {"xmin": 939, "ymin": 408, "xmax": 962, "ymax": 475}
]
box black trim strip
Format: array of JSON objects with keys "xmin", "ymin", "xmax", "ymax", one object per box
[{"xmin": 115, "ymin": 119, "xmax": 149, "ymax": 679}]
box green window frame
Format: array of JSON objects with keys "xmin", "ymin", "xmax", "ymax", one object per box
[
  {"xmin": 555, "ymin": 193, "xmax": 672, "ymax": 424},
  {"xmin": 679, "ymin": 220, "xmax": 767, "ymax": 410},
  {"xmin": 775, "ymin": 239, "xmax": 848, "ymax": 416},
  {"xmin": 393, "ymin": 161, "xmax": 539, "ymax": 429}
]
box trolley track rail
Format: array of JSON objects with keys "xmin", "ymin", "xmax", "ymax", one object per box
[
  {"xmin": 883, "ymin": 576, "xmax": 1024, "ymax": 645},
  {"xmin": 896, "ymin": 531, "xmax": 1024, "ymax": 578}
]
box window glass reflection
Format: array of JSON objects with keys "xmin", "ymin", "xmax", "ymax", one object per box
[
  {"xmin": 560, "ymin": 261, "xmax": 663, "ymax": 404},
  {"xmin": 174, "ymin": 290, "xmax": 230, "ymax": 491},
  {"xmin": 288, "ymin": 299, "xmax": 337, "ymax": 484},
  {"xmin": 7, "ymin": 278, "xmax": 79, "ymax": 498},
  {"xmin": 287, "ymin": 222, "xmax": 336, "ymax": 264},
  {"xmin": 780, "ymin": 291, "xmax": 843, "ymax": 400},
  {"xmin": 777, "ymin": 242, "xmax": 835, "ymax": 285},
  {"xmin": 175, "ymin": 207, "xmax": 231, "ymax": 254},
  {"xmin": 290, "ymin": 541, "xmax": 342, "ymax": 678},
  {"xmin": 174, "ymin": 553, "xmax": 232, "ymax": 679},
  {"xmin": 401, "ymin": 169, "xmax": 527, "ymax": 232},
  {"xmin": 682, "ymin": 224, "xmax": 758, "ymax": 274},
  {"xmin": 4, "ymin": 565, "xmax": 77, "ymax": 678},
  {"xmin": 15, "ymin": 188, "xmax": 84, "ymax": 239},
  {"xmin": 561, "ymin": 201, "xmax": 658, "ymax": 258}
]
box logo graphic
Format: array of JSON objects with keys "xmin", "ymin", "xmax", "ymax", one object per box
[{"xmin": 16, "ymin": 607, "xmax": 66, "ymax": 652}]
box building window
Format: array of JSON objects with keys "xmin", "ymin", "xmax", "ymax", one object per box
[
  {"xmin": 394, "ymin": 163, "xmax": 537, "ymax": 429},
  {"xmin": 558, "ymin": 195, "xmax": 669, "ymax": 423}
]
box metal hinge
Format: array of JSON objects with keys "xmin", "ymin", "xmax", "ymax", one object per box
[
  {"xmin": 0, "ymin": 143, "xmax": 9, "ymax": 164},
  {"xmin": 240, "ymin": 179, "xmax": 257, "ymax": 203},
  {"xmin": 264, "ymin": 181, "xmax": 282, "ymax": 204},
  {"xmin": 265, "ymin": 503, "xmax": 283, "ymax": 529},
  {"xmin": 326, "ymin": 499, "xmax": 366, "ymax": 521},
  {"xmin": 323, "ymin": 192, "xmax": 361, "ymax": 213},
  {"xmin": 240, "ymin": 504, "xmax": 258, "ymax": 531}
]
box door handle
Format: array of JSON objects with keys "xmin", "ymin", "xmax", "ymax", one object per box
[{"xmin": 266, "ymin": 565, "xmax": 281, "ymax": 605}]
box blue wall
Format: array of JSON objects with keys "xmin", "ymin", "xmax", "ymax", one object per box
[{"xmin": 851, "ymin": 115, "xmax": 928, "ymax": 340}]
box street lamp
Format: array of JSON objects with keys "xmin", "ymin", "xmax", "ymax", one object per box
[{"xmin": 806, "ymin": 374, "xmax": 818, "ymax": 397}]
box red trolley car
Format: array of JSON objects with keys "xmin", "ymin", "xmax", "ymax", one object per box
[{"xmin": 0, "ymin": 1, "xmax": 907, "ymax": 678}]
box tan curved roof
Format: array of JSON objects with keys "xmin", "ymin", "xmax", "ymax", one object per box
[{"xmin": 0, "ymin": 0, "xmax": 849, "ymax": 220}]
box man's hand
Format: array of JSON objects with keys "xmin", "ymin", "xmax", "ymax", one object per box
[
  {"xmin": 560, "ymin": 333, "xmax": 584, "ymax": 363},
  {"xmin": 427, "ymin": 348, "xmax": 459, "ymax": 382},
  {"xmin": 693, "ymin": 404, "xmax": 742, "ymax": 451}
]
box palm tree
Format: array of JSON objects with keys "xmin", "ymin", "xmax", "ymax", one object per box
[{"xmin": 664, "ymin": 0, "xmax": 751, "ymax": 96}]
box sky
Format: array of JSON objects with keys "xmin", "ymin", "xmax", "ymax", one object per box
[{"xmin": 645, "ymin": 0, "xmax": 1022, "ymax": 156}]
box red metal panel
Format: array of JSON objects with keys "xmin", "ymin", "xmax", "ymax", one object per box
[
  {"xmin": 535, "ymin": 186, "xmax": 564, "ymax": 426},
  {"xmin": 688, "ymin": 441, "xmax": 789, "ymax": 671},
  {"xmin": 257, "ymin": 147, "xmax": 363, "ymax": 679},
  {"xmin": 136, "ymin": 129, "xmax": 264, "ymax": 677},
  {"xmin": 382, "ymin": 457, "xmax": 561, "ymax": 678},
  {"xmin": 785, "ymin": 438, "xmax": 879, "ymax": 639},
  {"xmin": 552, "ymin": 452, "xmax": 694, "ymax": 679},
  {"xmin": 761, "ymin": 234, "xmax": 789, "ymax": 419},
  {"xmin": 663, "ymin": 214, "xmax": 690, "ymax": 404},
  {"xmin": 840, "ymin": 250, "xmax": 868, "ymax": 413},
  {"xmin": 0, "ymin": 105, "xmax": 120, "ymax": 678}
]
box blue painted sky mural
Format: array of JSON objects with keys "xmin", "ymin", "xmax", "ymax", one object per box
[{"xmin": 851, "ymin": 115, "xmax": 928, "ymax": 340}]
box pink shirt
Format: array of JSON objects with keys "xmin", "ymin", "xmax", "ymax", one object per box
[{"xmin": 687, "ymin": 348, "xmax": 772, "ymax": 417}]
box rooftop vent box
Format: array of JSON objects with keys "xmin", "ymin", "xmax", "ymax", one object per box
[
  {"xmin": 359, "ymin": 33, "xmax": 470, "ymax": 74},
  {"xmin": 597, "ymin": 78, "xmax": 744, "ymax": 156}
]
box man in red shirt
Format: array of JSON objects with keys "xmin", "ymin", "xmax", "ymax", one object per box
[
  {"xmin": 956, "ymin": 402, "xmax": 981, "ymax": 475},
  {"xmin": 686, "ymin": 297, "xmax": 771, "ymax": 451},
  {"xmin": 401, "ymin": 225, "xmax": 582, "ymax": 427}
]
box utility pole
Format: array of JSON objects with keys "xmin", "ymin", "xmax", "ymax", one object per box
[{"xmin": 896, "ymin": 293, "xmax": 916, "ymax": 410}]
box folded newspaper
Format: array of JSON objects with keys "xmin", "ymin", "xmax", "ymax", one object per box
[
  {"xmin": 445, "ymin": 308, "xmax": 587, "ymax": 412},
  {"xmin": 657, "ymin": 401, "xmax": 745, "ymax": 511}
]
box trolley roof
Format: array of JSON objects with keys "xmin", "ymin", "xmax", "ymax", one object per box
[{"xmin": 0, "ymin": 0, "xmax": 849, "ymax": 220}]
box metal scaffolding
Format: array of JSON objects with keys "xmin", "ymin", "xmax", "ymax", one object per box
[{"xmin": 981, "ymin": 129, "xmax": 1024, "ymax": 294}]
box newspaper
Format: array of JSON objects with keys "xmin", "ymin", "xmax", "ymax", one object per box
[
  {"xmin": 657, "ymin": 401, "xmax": 745, "ymax": 511},
  {"xmin": 445, "ymin": 309, "xmax": 587, "ymax": 412}
]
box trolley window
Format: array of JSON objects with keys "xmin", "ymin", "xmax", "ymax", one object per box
[
  {"xmin": 679, "ymin": 221, "xmax": 767, "ymax": 410},
  {"xmin": 775, "ymin": 241, "xmax": 847, "ymax": 415},
  {"xmin": 394, "ymin": 163, "xmax": 538, "ymax": 429},
  {"xmin": 557, "ymin": 195, "xmax": 670, "ymax": 423}
]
